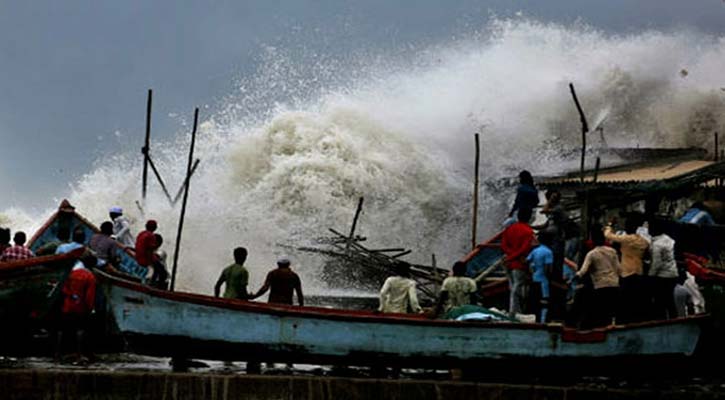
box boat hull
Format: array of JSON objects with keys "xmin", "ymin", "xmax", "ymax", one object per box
[{"xmin": 100, "ymin": 270, "xmax": 703, "ymax": 367}]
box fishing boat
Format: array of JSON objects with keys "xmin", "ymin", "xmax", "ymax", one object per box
[
  {"xmin": 28, "ymin": 200, "xmax": 147, "ymax": 280},
  {"xmin": 97, "ymin": 268, "xmax": 704, "ymax": 368},
  {"xmin": 0, "ymin": 250, "xmax": 82, "ymax": 338}
]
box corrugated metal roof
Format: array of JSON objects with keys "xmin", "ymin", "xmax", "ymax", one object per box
[{"xmin": 542, "ymin": 160, "xmax": 715, "ymax": 185}]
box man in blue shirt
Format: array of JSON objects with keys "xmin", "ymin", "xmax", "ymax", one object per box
[
  {"xmin": 526, "ymin": 231, "xmax": 553, "ymax": 323},
  {"xmin": 679, "ymin": 202, "xmax": 715, "ymax": 225}
]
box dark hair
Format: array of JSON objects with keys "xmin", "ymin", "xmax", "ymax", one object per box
[
  {"xmin": 72, "ymin": 228, "xmax": 86, "ymax": 244},
  {"xmin": 57, "ymin": 227, "xmax": 71, "ymax": 241},
  {"xmin": 154, "ymin": 234, "xmax": 163, "ymax": 247},
  {"xmin": 537, "ymin": 230, "xmax": 554, "ymax": 247},
  {"xmin": 146, "ymin": 220, "xmax": 158, "ymax": 232},
  {"xmin": 452, "ymin": 261, "xmax": 467, "ymax": 277},
  {"xmin": 649, "ymin": 220, "xmax": 664, "ymax": 237},
  {"xmin": 592, "ymin": 227, "xmax": 605, "ymax": 246},
  {"xmin": 234, "ymin": 247, "xmax": 248, "ymax": 264},
  {"xmin": 81, "ymin": 254, "xmax": 97, "ymax": 269},
  {"xmin": 100, "ymin": 221, "xmax": 113, "ymax": 235},
  {"xmin": 517, "ymin": 207, "xmax": 532, "ymax": 223},
  {"xmin": 394, "ymin": 261, "xmax": 411, "ymax": 278},
  {"xmin": 0, "ymin": 228, "xmax": 11, "ymax": 244},
  {"xmin": 624, "ymin": 216, "xmax": 641, "ymax": 235},
  {"xmin": 692, "ymin": 202, "xmax": 708, "ymax": 212},
  {"xmin": 519, "ymin": 170, "xmax": 534, "ymax": 186},
  {"xmin": 13, "ymin": 231, "xmax": 26, "ymax": 246}
]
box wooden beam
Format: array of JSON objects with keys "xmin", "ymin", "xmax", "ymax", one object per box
[
  {"xmin": 569, "ymin": 83, "xmax": 590, "ymax": 183},
  {"xmin": 472, "ymin": 133, "xmax": 480, "ymax": 250},
  {"xmin": 170, "ymin": 107, "xmax": 199, "ymax": 292},
  {"xmin": 346, "ymin": 197, "xmax": 364, "ymax": 252},
  {"xmin": 172, "ymin": 158, "xmax": 201, "ymax": 205},
  {"xmin": 142, "ymin": 89, "xmax": 152, "ymax": 200}
]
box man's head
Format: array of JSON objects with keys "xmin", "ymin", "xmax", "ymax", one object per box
[
  {"xmin": 592, "ymin": 226, "xmax": 606, "ymax": 247},
  {"xmin": 537, "ymin": 230, "xmax": 554, "ymax": 247},
  {"xmin": 100, "ymin": 221, "xmax": 113, "ymax": 235},
  {"xmin": 154, "ymin": 234, "xmax": 163, "ymax": 249},
  {"xmin": 13, "ymin": 231, "xmax": 26, "ymax": 246},
  {"xmin": 72, "ymin": 228, "xmax": 86, "ymax": 244},
  {"xmin": 517, "ymin": 207, "xmax": 532, "ymax": 223},
  {"xmin": 394, "ymin": 261, "xmax": 411, "ymax": 278},
  {"xmin": 109, "ymin": 206, "xmax": 123, "ymax": 220},
  {"xmin": 81, "ymin": 254, "xmax": 97, "ymax": 270},
  {"xmin": 692, "ymin": 202, "xmax": 708, "ymax": 212},
  {"xmin": 0, "ymin": 228, "xmax": 10, "ymax": 244},
  {"xmin": 57, "ymin": 227, "xmax": 71, "ymax": 242},
  {"xmin": 519, "ymin": 170, "xmax": 534, "ymax": 186},
  {"xmin": 145, "ymin": 220, "xmax": 158, "ymax": 232},
  {"xmin": 649, "ymin": 219, "xmax": 664, "ymax": 237},
  {"xmin": 624, "ymin": 215, "xmax": 642, "ymax": 235},
  {"xmin": 277, "ymin": 257, "xmax": 291, "ymax": 268},
  {"xmin": 234, "ymin": 247, "xmax": 248, "ymax": 264},
  {"xmin": 451, "ymin": 261, "xmax": 467, "ymax": 277}
]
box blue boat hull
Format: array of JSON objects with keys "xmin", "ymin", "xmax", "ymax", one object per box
[{"xmin": 98, "ymin": 270, "xmax": 703, "ymax": 367}]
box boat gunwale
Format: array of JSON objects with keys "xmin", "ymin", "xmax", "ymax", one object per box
[
  {"xmin": 0, "ymin": 249, "xmax": 82, "ymax": 273},
  {"xmin": 97, "ymin": 268, "xmax": 707, "ymax": 337}
]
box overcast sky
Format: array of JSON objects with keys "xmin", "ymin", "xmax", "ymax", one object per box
[{"xmin": 1, "ymin": 0, "xmax": 725, "ymax": 211}]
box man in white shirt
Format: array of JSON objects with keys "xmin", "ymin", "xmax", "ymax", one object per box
[
  {"xmin": 378, "ymin": 262, "xmax": 422, "ymax": 314},
  {"xmin": 648, "ymin": 221, "xmax": 679, "ymax": 319},
  {"xmin": 109, "ymin": 207, "xmax": 134, "ymax": 248},
  {"xmin": 435, "ymin": 261, "xmax": 477, "ymax": 316}
]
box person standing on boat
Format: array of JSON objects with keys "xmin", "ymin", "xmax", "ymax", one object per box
[
  {"xmin": 508, "ymin": 170, "xmax": 539, "ymax": 221},
  {"xmin": 532, "ymin": 190, "xmax": 567, "ymax": 320},
  {"xmin": 647, "ymin": 221, "xmax": 678, "ymax": 320},
  {"xmin": 378, "ymin": 262, "xmax": 422, "ymax": 314},
  {"xmin": 0, "ymin": 231, "xmax": 35, "ymax": 261},
  {"xmin": 604, "ymin": 217, "xmax": 649, "ymax": 323},
  {"xmin": 526, "ymin": 231, "xmax": 554, "ymax": 323},
  {"xmin": 135, "ymin": 220, "xmax": 158, "ymax": 281},
  {"xmin": 252, "ymin": 257, "xmax": 304, "ymax": 306},
  {"xmin": 573, "ymin": 228, "xmax": 620, "ymax": 328},
  {"xmin": 150, "ymin": 234, "xmax": 169, "ymax": 289},
  {"xmin": 89, "ymin": 222, "xmax": 118, "ymax": 268},
  {"xmin": 214, "ymin": 247, "xmax": 250, "ymax": 300},
  {"xmin": 109, "ymin": 207, "xmax": 134, "ymax": 248},
  {"xmin": 501, "ymin": 208, "xmax": 534, "ymax": 316},
  {"xmin": 56, "ymin": 253, "xmax": 97, "ymax": 363},
  {"xmin": 0, "ymin": 227, "xmax": 11, "ymax": 255},
  {"xmin": 435, "ymin": 261, "xmax": 477, "ymax": 316}
]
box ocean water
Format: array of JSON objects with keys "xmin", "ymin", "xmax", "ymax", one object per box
[{"xmin": 1, "ymin": 18, "xmax": 724, "ymax": 295}]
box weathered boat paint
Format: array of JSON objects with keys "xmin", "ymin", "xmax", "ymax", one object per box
[{"xmin": 98, "ymin": 269, "xmax": 704, "ymax": 367}]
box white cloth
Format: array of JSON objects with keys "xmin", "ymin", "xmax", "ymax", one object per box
[
  {"xmin": 649, "ymin": 234, "xmax": 678, "ymax": 278},
  {"xmin": 683, "ymin": 272, "xmax": 706, "ymax": 314},
  {"xmin": 441, "ymin": 276, "xmax": 477, "ymax": 313},
  {"xmin": 112, "ymin": 215, "xmax": 134, "ymax": 248},
  {"xmin": 378, "ymin": 276, "xmax": 422, "ymax": 314}
]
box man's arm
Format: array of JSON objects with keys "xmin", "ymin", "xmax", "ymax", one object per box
[
  {"xmin": 408, "ymin": 283, "xmax": 422, "ymax": 313},
  {"xmin": 295, "ymin": 278, "xmax": 304, "ymax": 306},
  {"xmin": 378, "ymin": 278, "xmax": 391, "ymax": 312},
  {"xmin": 603, "ymin": 225, "xmax": 630, "ymax": 245},
  {"xmin": 214, "ymin": 269, "xmax": 227, "ymax": 297},
  {"xmin": 251, "ymin": 273, "xmax": 271, "ymax": 300},
  {"xmin": 575, "ymin": 252, "xmax": 593, "ymax": 279}
]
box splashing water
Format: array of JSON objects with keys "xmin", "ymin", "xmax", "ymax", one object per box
[{"xmin": 2, "ymin": 19, "xmax": 725, "ymax": 294}]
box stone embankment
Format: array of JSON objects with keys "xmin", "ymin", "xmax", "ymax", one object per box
[{"xmin": 0, "ymin": 369, "xmax": 722, "ymax": 400}]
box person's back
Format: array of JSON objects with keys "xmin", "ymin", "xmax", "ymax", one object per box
[
  {"xmin": 62, "ymin": 264, "xmax": 97, "ymax": 315},
  {"xmin": 501, "ymin": 221, "xmax": 534, "ymax": 271},
  {"xmin": 440, "ymin": 276, "xmax": 477, "ymax": 312},
  {"xmin": 135, "ymin": 220, "xmax": 158, "ymax": 267},
  {"xmin": 379, "ymin": 262, "xmax": 422, "ymax": 314},
  {"xmin": 509, "ymin": 170, "xmax": 539, "ymax": 218},
  {"xmin": 36, "ymin": 228, "xmax": 71, "ymax": 256},
  {"xmin": 56, "ymin": 229, "xmax": 86, "ymax": 255},
  {"xmin": 215, "ymin": 247, "xmax": 250, "ymax": 300},
  {"xmin": 679, "ymin": 203, "xmax": 715, "ymax": 226},
  {"xmin": 267, "ymin": 267, "xmax": 301, "ymax": 305},
  {"xmin": 604, "ymin": 223, "xmax": 648, "ymax": 277},
  {"xmin": 578, "ymin": 246, "xmax": 620, "ymax": 289},
  {"xmin": 109, "ymin": 207, "xmax": 134, "ymax": 248},
  {"xmin": 90, "ymin": 222, "xmax": 117, "ymax": 266},
  {"xmin": 1, "ymin": 231, "xmax": 34, "ymax": 261}
]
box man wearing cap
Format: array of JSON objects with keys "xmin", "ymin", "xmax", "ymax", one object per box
[
  {"xmin": 109, "ymin": 207, "xmax": 134, "ymax": 248},
  {"xmin": 252, "ymin": 257, "xmax": 304, "ymax": 306},
  {"xmin": 135, "ymin": 220, "xmax": 158, "ymax": 280}
]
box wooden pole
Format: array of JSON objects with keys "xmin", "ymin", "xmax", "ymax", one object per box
[
  {"xmin": 569, "ymin": 83, "xmax": 590, "ymax": 183},
  {"xmin": 593, "ymin": 157, "xmax": 601, "ymax": 183},
  {"xmin": 346, "ymin": 197, "xmax": 364, "ymax": 251},
  {"xmin": 715, "ymin": 132, "xmax": 719, "ymax": 161},
  {"xmin": 431, "ymin": 253, "xmax": 440, "ymax": 296},
  {"xmin": 142, "ymin": 89, "xmax": 152, "ymax": 200},
  {"xmin": 472, "ymin": 133, "xmax": 480, "ymax": 250},
  {"xmin": 172, "ymin": 158, "xmax": 201, "ymax": 204},
  {"xmin": 170, "ymin": 108, "xmax": 199, "ymax": 292},
  {"xmin": 146, "ymin": 155, "xmax": 174, "ymax": 204}
]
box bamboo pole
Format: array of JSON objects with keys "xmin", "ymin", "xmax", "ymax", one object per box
[
  {"xmin": 346, "ymin": 197, "xmax": 364, "ymax": 252},
  {"xmin": 472, "ymin": 133, "xmax": 480, "ymax": 250},
  {"xmin": 172, "ymin": 158, "xmax": 201, "ymax": 204},
  {"xmin": 170, "ymin": 108, "xmax": 199, "ymax": 292},
  {"xmin": 431, "ymin": 253, "xmax": 440, "ymax": 296},
  {"xmin": 569, "ymin": 83, "xmax": 590, "ymax": 183},
  {"xmin": 142, "ymin": 89, "xmax": 152, "ymax": 200},
  {"xmin": 146, "ymin": 155, "xmax": 174, "ymax": 203},
  {"xmin": 715, "ymin": 132, "xmax": 719, "ymax": 162}
]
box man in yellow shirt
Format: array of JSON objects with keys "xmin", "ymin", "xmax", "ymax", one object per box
[{"xmin": 604, "ymin": 218, "xmax": 649, "ymax": 323}]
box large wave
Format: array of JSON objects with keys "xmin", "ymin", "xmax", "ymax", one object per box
[{"xmin": 2, "ymin": 19, "xmax": 724, "ymax": 294}]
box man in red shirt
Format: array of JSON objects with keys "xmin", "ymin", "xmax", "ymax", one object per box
[
  {"xmin": 252, "ymin": 257, "xmax": 304, "ymax": 306},
  {"xmin": 135, "ymin": 220, "xmax": 158, "ymax": 279},
  {"xmin": 501, "ymin": 208, "xmax": 534, "ymax": 316},
  {"xmin": 57, "ymin": 254, "xmax": 97, "ymax": 363}
]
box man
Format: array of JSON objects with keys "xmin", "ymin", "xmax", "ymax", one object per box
[
  {"xmin": 252, "ymin": 257, "xmax": 304, "ymax": 306},
  {"xmin": 150, "ymin": 234, "xmax": 169, "ymax": 289},
  {"xmin": 378, "ymin": 262, "xmax": 422, "ymax": 314},
  {"xmin": 435, "ymin": 261, "xmax": 477, "ymax": 316},
  {"xmin": 215, "ymin": 247, "xmax": 250, "ymax": 300},
  {"xmin": 501, "ymin": 208, "xmax": 534, "ymax": 316},
  {"xmin": 679, "ymin": 202, "xmax": 715, "ymax": 225},
  {"xmin": 89, "ymin": 222, "xmax": 118, "ymax": 267},
  {"xmin": 604, "ymin": 217, "xmax": 649, "ymax": 323},
  {"xmin": 1, "ymin": 231, "xmax": 35, "ymax": 261},
  {"xmin": 56, "ymin": 254, "xmax": 97, "ymax": 363},
  {"xmin": 35, "ymin": 227, "xmax": 71, "ymax": 256},
  {"xmin": 574, "ymin": 229, "xmax": 620, "ymax": 328},
  {"xmin": 56, "ymin": 229, "xmax": 86, "ymax": 255},
  {"xmin": 648, "ymin": 221, "xmax": 678, "ymax": 319},
  {"xmin": 109, "ymin": 207, "xmax": 134, "ymax": 248},
  {"xmin": 135, "ymin": 220, "xmax": 158, "ymax": 280},
  {"xmin": 508, "ymin": 170, "xmax": 539, "ymax": 220},
  {"xmin": 526, "ymin": 232, "xmax": 554, "ymax": 323}
]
